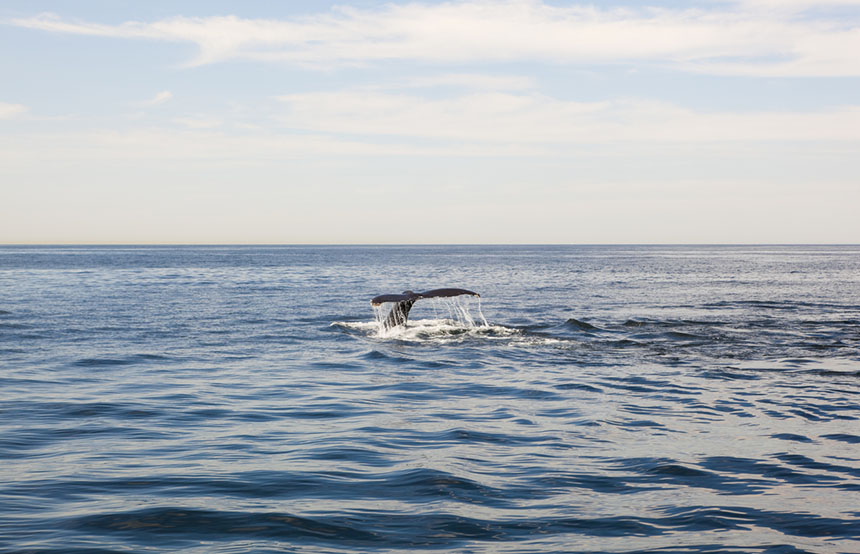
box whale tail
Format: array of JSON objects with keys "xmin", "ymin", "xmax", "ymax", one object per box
[{"xmin": 371, "ymin": 288, "xmax": 479, "ymax": 329}]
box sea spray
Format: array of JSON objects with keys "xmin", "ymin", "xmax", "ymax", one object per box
[
  {"xmin": 372, "ymin": 295, "xmax": 488, "ymax": 336},
  {"xmin": 475, "ymin": 296, "xmax": 489, "ymax": 327}
]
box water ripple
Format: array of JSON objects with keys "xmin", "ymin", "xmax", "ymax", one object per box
[{"xmin": 3, "ymin": 245, "xmax": 859, "ymax": 553}]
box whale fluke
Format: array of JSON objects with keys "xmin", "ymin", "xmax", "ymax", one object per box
[{"xmin": 371, "ymin": 288, "xmax": 479, "ymax": 329}]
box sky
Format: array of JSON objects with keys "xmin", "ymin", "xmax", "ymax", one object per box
[{"xmin": 1, "ymin": 0, "xmax": 859, "ymax": 244}]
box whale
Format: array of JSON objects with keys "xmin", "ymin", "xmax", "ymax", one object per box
[{"xmin": 371, "ymin": 288, "xmax": 480, "ymax": 330}]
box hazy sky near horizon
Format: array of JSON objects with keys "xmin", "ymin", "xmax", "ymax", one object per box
[{"xmin": 2, "ymin": 0, "xmax": 859, "ymax": 244}]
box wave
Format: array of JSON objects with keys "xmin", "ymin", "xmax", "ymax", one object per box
[
  {"xmin": 55, "ymin": 503, "xmax": 860, "ymax": 549},
  {"xmin": 332, "ymin": 312, "xmax": 860, "ymax": 367},
  {"xmin": 70, "ymin": 353, "xmax": 177, "ymax": 368},
  {"xmin": 332, "ymin": 318, "xmax": 516, "ymax": 342},
  {"xmin": 565, "ymin": 318, "xmax": 600, "ymax": 331}
]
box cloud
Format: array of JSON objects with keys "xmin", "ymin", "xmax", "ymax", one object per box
[
  {"xmin": 399, "ymin": 74, "xmax": 536, "ymax": 91},
  {"xmin": 9, "ymin": 2, "xmax": 860, "ymax": 76},
  {"xmin": 276, "ymin": 91, "xmax": 860, "ymax": 144},
  {"xmin": 3, "ymin": 93, "xmax": 857, "ymax": 169},
  {"xmin": 0, "ymin": 102, "xmax": 27, "ymax": 119},
  {"xmin": 0, "ymin": 128, "xmax": 476, "ymax": 165},
  {"xmin": 173, "ymin": 116, "xmax": 222, "ymax": 129},
  {"xmin": 731, "ymin": 0, "xmax": 860, "ymax": 9},
  {"xmin": 140, "ymin": 90, "xmax": 173, "ymax": 106}
]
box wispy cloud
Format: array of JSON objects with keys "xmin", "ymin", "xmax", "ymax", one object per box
[
  {"xmin": 277, "ymin": 91, "xmax": 860, "ymax": 144},
  {"xmin": 139, "ymin": 90, "xmax": 173, "ymax": 106},
  {"xmin": 9, "ymin": 2, "xmax": 860, "ymax": 76},
  {"xmin": 730, "ymin": 0, "xmax": 860, "ymax": 9},
  {"xmin": 0, "ymin": 101, "xmax": 27, "ymax": 119},
  {"xmin": 399, "ymin": 74, "xmax": 536, "ymax": 91},
  {"xmin": 0, "ymin": 128, "xmax": 478, "ymax": 165},
  {"xmin": 5, "ymin": 92, "xmax": 856, "ymax": 168},
  {"xmin": 173, "ymin": 116, "xmax": 222, "ymax": 129}
]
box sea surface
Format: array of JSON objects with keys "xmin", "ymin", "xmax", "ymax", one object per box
[{"xmin": 1, "ymin": 245, "xmax": 858, "ymax": 554}]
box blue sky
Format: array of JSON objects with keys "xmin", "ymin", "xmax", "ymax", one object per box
[{"xmin": 1, "ymin": 0, "xmax": 858, "ymax": 243}]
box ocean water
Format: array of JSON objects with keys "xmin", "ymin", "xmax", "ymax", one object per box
[{"xmin": 1, "ymin": 245, "xmax": 858, "ymax": 554}]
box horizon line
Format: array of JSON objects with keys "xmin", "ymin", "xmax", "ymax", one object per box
[{"xmin": 2, "ymin": 243, "xmax": 859, "ymax": 247}]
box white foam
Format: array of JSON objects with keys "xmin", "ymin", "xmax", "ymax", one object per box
[
  {"xmin": 379, "ymin": 318, "xmax": 495, "ymax": 341},
  {"xmin": 371, "ymin": 295, "xmax": 487, "ymax": 335},
  {"xmin": 332, "ymin": 317, "xmax": 569, "ymax": 347},
  {"xmin": 332, "ymin": 320, "xmax": 379, "ymax": 332},
  {"xmin": 332, "ymin": 296, "xmax": 570, "ymax": 345}
]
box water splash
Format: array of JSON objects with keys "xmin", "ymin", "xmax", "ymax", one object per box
[
  {"xmin": 371, "ymin": 295, "xmax": 489, "ymax": 338},
  {"xmin": 334, "ymin": 296, "xmax": 551, "ymax": 344},
  {"xmin": 426, "ymin": 295, "xmax": 489, "ymax": 329}
]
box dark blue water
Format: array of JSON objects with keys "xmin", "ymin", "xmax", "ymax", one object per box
[{"xmin": 1, "ymin": 245, "xmax": 858, "ymax": 553}]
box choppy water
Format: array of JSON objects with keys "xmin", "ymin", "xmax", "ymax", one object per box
[{"xmin": 1, "ymin": 245, "xmax": 858, "ymax": 553}]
